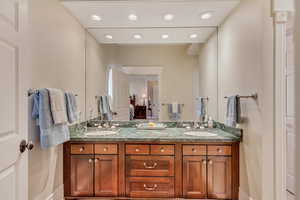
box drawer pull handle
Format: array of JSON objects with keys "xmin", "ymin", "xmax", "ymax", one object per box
[
  {"xmin": 143, "ymin": 184, "xmax": 157, "ymax": 191},
  {"xmin": 135, "ymin": 148, "xmax": 140, "ymax": 152},
  {"xmin": 79, "ymin": 147, "xmax": 85, "ymax": 152},
  {"xmin": 103, "ymin": 147, "xmax": 108, "ymax": 152},
  {"xmin": 143, "ymin": 162, "xmax": 157, "ymax": 169}
]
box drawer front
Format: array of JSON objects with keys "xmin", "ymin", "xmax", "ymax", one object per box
[
  {"xmin": 126, "ymin": 145, "xmax": 150, "ymax": 155},
  {"xmin": 71, "ymin": 144, "xmax": 94, "ymax": 154},
  {"xmin": 207, "ymin": 145, "xmax": 232, "ymax": 156},
  {"xmin": 183, "ymin": 145, "xmax": 206, "ymax": 156},
  {"xmin": 95, "ymin": 144, "xmax": 118, "ymax": 154},
  {"xmin": 126, "ymin": 177, "xmax": 174, "ymax": 198},
  {"xmin": 126, "ymin": 156, "xmax": 174, "ymax": 177},
  {"xmin": 150, "ymin": 145, "xmax": 175, "ymax": 155}
]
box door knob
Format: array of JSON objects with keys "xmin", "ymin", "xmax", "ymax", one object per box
[{"xmin": 20, "ymin": 140, "xmax": 34, "ymax": 153}]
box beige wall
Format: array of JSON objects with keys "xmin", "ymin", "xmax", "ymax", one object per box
[
  {"xmin": 217, "ymin": 0, "xmax": 274, "ymax": 199},
  {"xmin": 28, "ymin": 0, "xmax": 107, "ymax": 199},
  {"xmin": 198, "ymin": 32, "xmax": 219, "ymax": 120},
  {"xmin": 114, "ymin": 44, "xmax": 199, "ymax": 121}
]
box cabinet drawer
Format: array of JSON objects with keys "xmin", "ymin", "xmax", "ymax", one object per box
[
  {"xmin": 71, "ymin": 144, "xmax": 94, "ymax": 154},
  {"xmin": 126, "ymin": 145, "xmax": 150, "ymax": 155},
  {"xmin": 95, "ymin": 144, "xmax": 118, "ymax": 154},
  {"xmin": 183, "ymin": 145, "xmax": 206, "ymax": 156},
  {"xmin": 126, "ymin": 177, "xmax": 174, "ymax": 198},
  {"xmin": 150, "ymin": 145, "xmax": 174, "ymax": 155},
  {"xmin": 207, "ymin": 145, "xmax": 232, "ymax": 156},
  {"xmin": 126, "ymin": 156, "xmax": 174, "ymax": 177}
]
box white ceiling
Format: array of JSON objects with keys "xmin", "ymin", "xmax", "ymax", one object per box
[
  {"xmin": 88, "ymin": 27, "xmax": 216, "ymax": 44},
  {"xmin": 62, "ymin": 0, "xmax": 240, "ymax": 44}
]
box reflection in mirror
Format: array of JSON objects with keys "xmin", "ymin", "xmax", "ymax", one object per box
[{"xmin": 85, "ymin": 30, "xmax": 219, "ymax": 122}]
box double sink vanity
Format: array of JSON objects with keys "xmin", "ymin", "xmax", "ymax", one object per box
[{"xmin": 64, "ymin": 121, "xmax": 242, "ymax": 200}]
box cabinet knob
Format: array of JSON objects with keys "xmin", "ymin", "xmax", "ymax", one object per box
[
  {"xmin": 192, "ymin": 148, "xmax": 197, "ymax": 153},
  {"xmin": 79, "ymin": 147, "xmax": 85, "ymax": 152},
  {"xmin": 160, "ymin": 148, "xmax": 165, "ymax": 153},
  {"xmin": 202, "ymin": 160, "xmax": 207, "ymax": 165},
  {"xmin": 135, "ymin": 148, "xmax": 140, "ymax": 152},
  {"xmin": 94, "ymin": 158, "xmax": 99, "ymax": 163},
  {"xmin": 217, "ymin": 148, "xmax": 222, "ymax": 153},
  {"xmin": 103, "ymin": 147, "xmax": 108, "ymax": 152},
  {"xmin": 143, "ymin": 184, "xmax": 157, "ymax": 191},
  {"xmin": 88, "ymin": 159, "xmax": 93, "ymax": 163},
  {"xmin": 208, "ymin": 160, "xmax": 213, "ymax": 165}
]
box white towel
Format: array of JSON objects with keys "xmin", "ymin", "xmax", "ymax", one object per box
[
  {"xmin": 48, "ymin": 88, "xmax": 68, "ymax": 124},
  {"xmin": 172, "ymin": 102, "xmax": 179, "ymax": 114}
]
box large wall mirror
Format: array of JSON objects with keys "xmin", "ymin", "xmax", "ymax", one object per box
[{"xmin": 84, "ymin": 29, "xmax": 219, "ymax": 122}]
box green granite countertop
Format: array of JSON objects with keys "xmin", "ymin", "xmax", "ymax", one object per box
[{"xmin": 70, "ymin": 127, "xmax": 241, "ymax": 143}]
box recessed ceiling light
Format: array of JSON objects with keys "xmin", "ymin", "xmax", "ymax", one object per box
[
  {"xmin": 201, "ymin": 12, "xmax": 213, "ymax": 19},
  {"xmin": 163, "ymin": 14, "xmax": 174, "ymax": 21},
  {"xmin": 161, "ymin": 34, "xmax": 169, "ymax": 39},
  {"xmin": 105, "ymin": 34, "xmax": 113, "ymax": 39},
  {"xmin": 91, "ymin": 15, "xmax": 102, "ymax": 21},
  {"xmin": 128, "ymin": 14, "xmax": 138, "ymax": 21},
  {"xmin": 190, "ymin": 34, "xmax": 198, "ymax": 39},
  {"xmin": 133, "ymin": 34, "xmax": 142, "ymax": 39}
]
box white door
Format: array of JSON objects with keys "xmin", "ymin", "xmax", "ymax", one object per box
[
  {"xmin": 0, "ymin": 0, "xmax": 28, "ymax": 199},
  {"xmin": 111, "ymin": 67, "xmax": 130, "ymax": 120},
  {"xmin": 152, "ymin": 82, "xmax": 159, "ymax": 119},
  {"xmin": 286, "ymin": 16, "xmax": 295, "ymax": 199}
]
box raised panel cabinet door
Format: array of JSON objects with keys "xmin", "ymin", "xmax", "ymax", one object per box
[
  {"xmin": 71, "ymin": 155, "xmax": 94, "ymax": 196},
  {"xmin": 183, "ymin": 156, "xmax": 207, "ymax": 199},
  {"xmin": 95, "ymin": 155, "xmax": 118, "ymax": 196},
  {"xmin": 207, "ymin": 156, "xmax": 232, "ymax": 199}
]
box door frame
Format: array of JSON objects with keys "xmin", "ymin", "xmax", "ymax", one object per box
[{"xmin": 273, "ymin": 10, "xmax": 294, "ymax": 200}]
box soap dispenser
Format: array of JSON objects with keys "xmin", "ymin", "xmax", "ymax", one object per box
[{"xmin": 208, "ymin": 116, "xmax": 214, "ymax": 128}]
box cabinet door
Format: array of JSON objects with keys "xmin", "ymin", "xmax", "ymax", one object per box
[
  {"xmin": 71, "ymin": 155, "xmax": 94, "ymax": 196},
  {"xmin": 94, "ymin": 155, "xmax": 118, "ymax": 196},
  {"xmin": 207, "ymin": 156, "xmax": 232, "ymax": 199},
  {"xmin": 183, "ymin": 156, "xmax": 207, "ymax": 199}
]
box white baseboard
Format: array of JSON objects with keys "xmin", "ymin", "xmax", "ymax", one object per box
[{"xmin": 46, "ymin": 184, "xmax": 64, "ymax": 200}]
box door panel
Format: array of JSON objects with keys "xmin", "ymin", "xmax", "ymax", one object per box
[
  {"xmin": 183, "ymin": 156, "xmax": 207, "ymax": 199},
  {"xmin": 286, "ymin": 17, "xmax": 295, "ymax": 197},
  {"xmin": 0, "ymin": 0, "xmax": 28, "ymax": 199},
  {"xmin": 71, "ymin": 155, "xmax": 94, "ymax": 196},
  {"xmin": 207, "ymin": 156, "xmax": 231, "ymax": 199},
  {"xmin": 94, "ymin": 155, "xmax": 118, "ymax": 196},
  {"xmin": 112, "ymin": 67, "xmax": 130, "ymax": 120}
]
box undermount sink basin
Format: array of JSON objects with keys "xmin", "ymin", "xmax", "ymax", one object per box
[
  {"xmin": 85, "ymin": 130, "xmax": 118, "ymax": 136},
  {"xmin": 184, "ymin": 131, "xmax": 218, "ymax": 137}
]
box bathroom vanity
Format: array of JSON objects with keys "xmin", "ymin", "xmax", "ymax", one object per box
[{"xmin": 63, "ymin": 126, "xmax": 241, "ymax": 199}]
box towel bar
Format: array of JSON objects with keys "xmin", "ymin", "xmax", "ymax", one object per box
[
  {"xmin": 27, "ymin": 88, "xmax": 78, "ymax": 97},
  {"xmin": 224, "ymin": 93, "xmax": 258, "ymax": 100}
]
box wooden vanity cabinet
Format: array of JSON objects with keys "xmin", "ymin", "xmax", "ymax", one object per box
[
  {"xmin": 70, "ymin": 155, "xmax": 94, "ymax": 197},
  {"xmin": 64, "ymin": 142, "xmax": 239, "ymax": 200}
]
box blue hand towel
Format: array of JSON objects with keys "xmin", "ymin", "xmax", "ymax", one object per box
[
  {"xmin": 167, "ymin": 103, "xmax": 182, "ymax": 121},
  {"xmin": 98, "ymin": 96, "xmax": 112, "ymax": 120},
  {"xmin": 196, "ymin": 97, "xmax": 207, "ymax": 117},
  {"xmin": 65, "ymin": 92, "xmax": 78, "ymax": 123},
  {"xmin": 226, "ymin": 95, "xmax": 241, "ymax": 127},
  {"xmin": 32, "ymin": 89, "xmax": 70, "ymax": 148}
]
